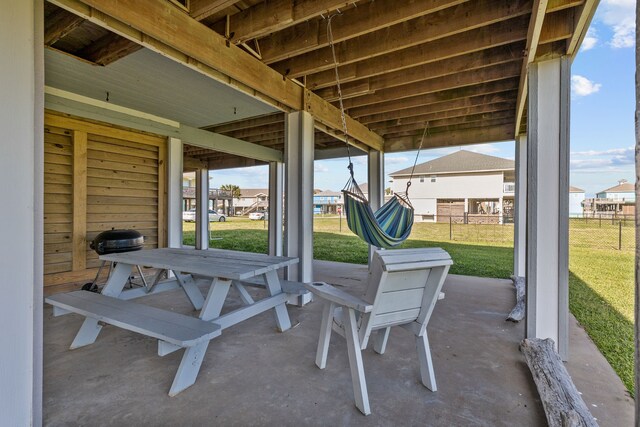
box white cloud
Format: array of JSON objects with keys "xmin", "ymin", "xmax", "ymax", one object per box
[
  {"xmin": 570, "ymin": 146, "xmax": 635, "ymax": 171},
  {"xmin": 571, "ymin": 75, "xmax": 602, "ymax": 96},
  {"xmin": 581, "ymin": 28, "xmax": 598, "ymax": 51},
  {"xmin": 466, "ymin": 144, "xmax": 500, "ymax": 154},
  {"xmin": 385, "ymin": 156, "xmax": 409, "ymax": 165},
  {"xmin": 601, "ymin": 0, "xmax": 636, "ymax": 48},
  {"xmin": 314, "ymin": 162, "xmax": 330, "ymax": 173}
]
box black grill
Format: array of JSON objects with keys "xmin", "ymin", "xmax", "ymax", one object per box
[{"xmin": 90, "ymin": 229, "xmax": 144, "ymax": 255}]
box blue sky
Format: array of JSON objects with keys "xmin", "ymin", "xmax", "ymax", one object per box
[{"xmin": 212, "ymin": 1, "xmax": 636, "ymax": 197}]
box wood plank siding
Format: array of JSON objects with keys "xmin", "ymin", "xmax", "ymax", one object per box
[{"xmin": 43, "ymin": 111, "xmax": 167, "ymax": 294}]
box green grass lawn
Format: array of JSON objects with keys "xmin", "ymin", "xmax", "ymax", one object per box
[{"xmin": 183, "ymin": 216, "xmax": 634, "ymax": 394}]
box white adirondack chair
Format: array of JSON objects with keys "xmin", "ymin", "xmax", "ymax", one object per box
[{"xmin": 304, "ymin": 248, "xmax": 453, "ymax": 415}]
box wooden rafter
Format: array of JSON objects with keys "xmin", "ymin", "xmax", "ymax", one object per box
[
  {"xmin": 385, "ymin": 123, "xmax": 515, "ymax": 151},
  {"xmin": 271, "ymin": 0, "xmax": 532, "ymax": 78},
  {"xmin": 258, "ymin": 0, "xmax": 467, "ymax": 64},
  {"xmin": 77, "ymin": 33, "xmax": 143, "ymax": 65},
  {"xmin": 44, "ymin": 8, "xmax": 85, "ymax": 45},
  {"xmin": 50, "ymin": 0, "xmax": 383, "ymax": 151},
  {"xmin": 189, "ymin": 0, "xmax": 238, "ymax": 21}
]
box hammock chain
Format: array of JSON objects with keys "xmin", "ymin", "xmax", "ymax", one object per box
[{"xmin": 405, "ymin": 125, "xmax": 429, "ymax": 196}]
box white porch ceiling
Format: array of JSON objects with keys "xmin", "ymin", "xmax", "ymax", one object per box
[{"xmin": 44, "ymin": 47, "xmax": 278, "ymax": 128}]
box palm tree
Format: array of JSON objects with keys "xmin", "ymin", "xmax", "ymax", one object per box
[{"xmin": 220, "ymin": 184, "xmax": 241, "ymax": 199}]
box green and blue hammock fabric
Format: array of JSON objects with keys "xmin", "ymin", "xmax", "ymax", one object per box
[{"xmin": 342, "ymin": 172, "xmax": 414, "ymax": 249}]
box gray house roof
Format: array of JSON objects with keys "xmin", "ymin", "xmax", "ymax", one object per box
[
  {"xmin": 389, "ymin": 150, "xmax": 514, "ymax": 177},
  {"xmin": 569, "ymin": 186, "xmax": 584, "ymax": 193},
  {"xmin": 598, "ymin": 182, "xmax": 634, "ymax": 194},
  {"xmin": 239, "ymin": 188, "xmax": 269, "ymax": 198}
]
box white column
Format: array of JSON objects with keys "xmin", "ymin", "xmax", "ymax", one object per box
[
  {"xmin": 0, "ymin": 1, "xmax": 44, "ymax": 424},
  {"xmin": 268, "ymin": 161, "xmax": 284, "ymax": 256},
  {"xmin": 526, "ymin": 57, "xmax": 570, "ymax": 359},
  {"xmin": 195, "ymin": 168, "xmax": 210, "ymax": 250},
  {"xmin": 367, "ymin": 150, "xmax": 384, "ymax": 263},
  {"xmin": 514, "ymin": 135, "xmax": 527, "ymax": 277},
  {"xmin": 284, "ymin": 111, "xmax": 314, "ymax": 288},
  {"xmin": 167, "ymin": 138, "xmax": 183, "ymax": 248}
]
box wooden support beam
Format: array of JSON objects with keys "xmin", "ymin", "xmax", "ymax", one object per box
[
  {"xmin": 375, "ymin": 110, "xmax": 515, "ymax": 135},
  {"xmin": 183, "ymin": 155, "xmax": 208, "ymax": 171},
  {"xmin": 384, "ymin": 117, "xmax": 514, "ymax": 139},
  {"xmin": 208, "ymin": 156, "xmax": 268, "ymax": 170},
  {"xmin": 539, "ymin": 8, "xmax": 574, "ymax": 45},
  {"xmin": 348, "ymin": 78, "xmax": 519, "ymax": 118},
  {"xmin": 51, "ymin": 0, "xmax": 383, "ymax": 151},
  {"xmin": 270, "ymin": 0, "xmax": 532, "ymax": 78},
  {"xmin": 259, "ymin": 0, "xmax": 466, "ymax": 64},
  {"xmin": 77, "ymin": 33, "xmax": 143, "ymax": 65},
  {"xmin": 314, "ymin": 45, "xmax": 524, "ymax": 101},
  {"xmin": 306, "ymin": 16, "xmax": 530, "ymax": 90},
  {"xmin": 384, "ymin": 123, "xmax": 515, "ymax": 152},
  {"xmin": 205, "ymin": 113, "xmax": 283, "ymax": 133},
  {"xmin": 359, "ymin": 91, "xmax": 517, "ymax": 125},
  {"xmin": 223, "ymin": 123, "xmax": 284, "ymax": 139},
  {"xmin": 340, "ymin": 62, "xmax": 521, "ymax": 110},
  {"xmin": 368, "ymin": 101, "xmax": 516, "ymax": 130},
  {"xmin": 514, "ymin": 0, "xmax": 548, "ymax": 137},
  {"xmin": 44, "ymin": 8, "xmax": 85, "ymax": 45},
  {"xmin": 566, "ymin": 0, "xmax": 598, "ymax": 56},
  {"xmin": 547, "ymin": 0, "xmax": 583, "ymax": 13},
  {"xmin": 189, "ymin": 0, "xmax": 237, "ymax": 21},
  {"xmin": 227, "ymin": 0, "xmax": 350, "ymax": 44},
  {"xmin": 72, "ymin": 130, "xmax": 87, "ymax": 272}
]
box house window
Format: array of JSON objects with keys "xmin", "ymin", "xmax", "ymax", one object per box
[
  {"xmin": 420, "ymin": 176, "xmax": 425, "ymax": 183},
  {"xmin": 431, "ymin": 175, "xmax": 437, "ymax": 183}
]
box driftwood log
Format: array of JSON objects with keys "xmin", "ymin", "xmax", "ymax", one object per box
[
  {"xmin": 507, "ymin": 275, "xmax": 525, "ymax": 322},
  {"xmin": 520, "ymin": 338, "xmax": 598, "ymax": 427}
]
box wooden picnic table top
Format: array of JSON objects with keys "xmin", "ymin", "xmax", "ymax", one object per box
[{"xmin": 100, "ymin": 248, "xmax": 298, "ymax": 281}]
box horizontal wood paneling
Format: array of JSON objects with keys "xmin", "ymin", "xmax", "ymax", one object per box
[{"xmin": 43, "ymin": 112, "xmax": 166, "ymax": 291}]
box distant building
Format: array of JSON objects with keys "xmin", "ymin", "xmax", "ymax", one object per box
[
  {"xmin": 389, "ymin": 150, "xmax": 514, "ymax": 223},
  {"xmin": 583, "ymin": 180, "xmax": 635, "ymax": 217},
  {"xmin": 569, "ymin": 186, "xmax": 585, "ymax": 217},
  {"xmin": 313, "ymin": 190, "xmax": 343, "ymax": 215},
  {"xmin": 233, "ymin": 188, "xmax": 269, "ymax": 215}
]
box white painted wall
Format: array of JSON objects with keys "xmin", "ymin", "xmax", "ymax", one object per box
[
  {"xmin": 569, "ymin": 192, "xmax": 585, "ymax": 216},
  {"xmin": 391, "ymin": 173, "xmax": 506, "ymax": 199},
  {"xmin": 597, "ymin": 191, "xmax": 635, "ymax": 201},
  {"xmin": 1, "ymin": 1, "xmax": 43, "ymax": 424}
]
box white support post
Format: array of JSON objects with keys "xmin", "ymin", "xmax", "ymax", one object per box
[
  {"xmin": 367, "ymin": 150, "xmax": 384, "ymax": 265},
  {"xmin": 514, "ymin": 135, "xmax": 527, "ymax": 278},
  {"xmin": 167, "ymin": 137, "xmax": 183, "ymax": 248},
  {"xmin": 195, "ymin": 168, "xmax": 210, "ymax": 250},
  {"xmin": 284, "ymin": 111, "xmax": 314, "ymax": 304},
  {"xmin": 0, "ymin": 1, "xmax": 44, "ymax": 424},
  {"xmin": 526, "ymin": 57, "xmax": 570, "ymax": 360},
  {"xmin": 268, "ymin": 162, "xmax": 284, "ymax": 256}
]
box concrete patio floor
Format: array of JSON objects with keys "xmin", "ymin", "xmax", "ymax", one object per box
[{"xmin": 44, "ymin": 260, "xmax": 633, "ymax": 426}]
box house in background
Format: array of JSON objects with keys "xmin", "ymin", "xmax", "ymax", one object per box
[
  {"xmin": 233, "ymin": 188, "xmax": 269, "ymax": 216},
  {"xmin": 389, "ymin": 150, "xmax": 514, "ymax": 223},
  {"xmin": 569, "ymin": 186, "xmax": 585, "ymax": 217},
  {"xmin": 182, "ymin": 172, "xmax": 233, "ymax": 213},
  {"xmin": 313, "ymin": 190, "xmax": 343, "ymax": 215},
  {"xmin": 583, "ymin": 180, "xmax": 635, "ymax": 218}
]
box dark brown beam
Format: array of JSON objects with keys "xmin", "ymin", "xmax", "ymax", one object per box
[
  {"xmin": 306, "ymin": 16, "xmax": 529, "ymax": 90},
  {"xmin": 189, "ymin": 0, "xmax": 238, "ymax": 21},
  {"xmin": 77, "ymin": 33, "xmax": 143, "ymax": 65},
  {"xmin": 205, "ymin": 113, "xmax": 284, "ymax": 133},
  {"xmin": 44, "ymin": 8, "xmax": 85, "ymax": 45},
  {"xmin": 348, "ymin": 78, "xmax": 519, "ymax": 118},
  {"xmin": 376, "ymin": 110, "xmax": 515, "ymax": 135},
  {"xmin": 341, "ymin": 62, "xmax": 521, "ymax": 110},
  {"xmin": 270, "ymin": 0, "xmax": 532, "ymax": 78},
  {"xmin": 258, "ymin": 0, "xmax": 467, "ymax": 64}
]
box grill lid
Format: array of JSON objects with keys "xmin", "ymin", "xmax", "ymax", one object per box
[{"xmin": 90, "ymin": 229, "xmax": 144, "ymax": 255}]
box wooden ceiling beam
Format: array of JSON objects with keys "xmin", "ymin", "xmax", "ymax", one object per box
[
  {"xmin": 223, "ymin": 122, "xmax": 284, "ymax": 139},
  {"xmin": 314, "ymin": 44, "xmax": 524, "ymax": 101},
  {"xmin": 205, "ymin": 113, "xmax": 284, "ymax": 133},
  {"xmin": 348, "ymin": 78, "xmax": 519, "ymax": 118},
  {"xmin": 359, "ymin": 91, "xmax": 518, "ymax": 125},
  {"xmin": 208, "ymin": 157, "xmax": 269, "ymax": 170},
  {"xmin": 44, "ymin": 8, "xmax": 85, "ymax": 45},
  {"xmin": 566, "ymin": 0, "xmax": 598, "ymax": 55},
  {"xmin": 270, "ymin": 0, "xmax": 532, "ymax": 78},
  {"xmin": 368, "ymin": 101, "xmax": 517, "ymax": 130},
  {"xmin": 387, "ymin": 117, "xmax": 514, "ymax": 137},
  {"xmin": 306, "ymin": 16, "xmax": 529, "ymax": 90},
  {"xmin": 376, "ymin": 110, "xmax": 516, "ymax": 135},
  {"xmin": 538, "ymin": 8, "xmax": 574, "ymax": 44},
  {"xmin": 226, "ymin": 0, "xmax": 351, "ymax": 44},
  {"xmin": 77, "ymin": 33, "xmax": 143, "ymax": 65},
  {"xmin": 51, "ymin": 0, "xmax": 383, "ymax": 151},
  {"xmin": 189, "ymin": 0, "xmax": 238, "ymax": 21},
  {"xmin": 384, "ymin": 123, "xmax": 515, "ymax": 152},
  {"xmin": 259, "ymin": 0, "xmax": 467, "ymax": 64},
  {"xmin": 340, "ymin": 62, "xmax": 521, "ymax": 110},
  {"xmin": 547, "ymin": 0, "xmax": 583, "ymax": 13}
]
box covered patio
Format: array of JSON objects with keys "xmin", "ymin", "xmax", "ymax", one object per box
[
  {"xmin": 2, "ymin": 0, "xmax": 638, "ymax": 425},
  {"xmin": 43, "ymin": 261, "xmax": 633, "ymax": 425}
]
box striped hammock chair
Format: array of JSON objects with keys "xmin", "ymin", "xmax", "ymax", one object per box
[{"xmin": 342, "ymin": 168, "xmax": 414, "ymax": 249}]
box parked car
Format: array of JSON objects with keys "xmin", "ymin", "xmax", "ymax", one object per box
[
  {"xmin": 183, "ymin": 209, "xmax": 226, "ymax": 222},
  {"xmin": 249, "ymin": 211, "xmax": 268, "ymax": 220}
]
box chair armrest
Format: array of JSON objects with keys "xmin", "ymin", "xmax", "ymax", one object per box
[{"xmin": 304, "ymin": 282, "xmax": 373, "ymax": 313}]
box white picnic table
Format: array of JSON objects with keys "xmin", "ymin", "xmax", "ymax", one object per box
[{"xmin": 46, "ymin": 247, "xmax": 302, "ymax": 395}]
